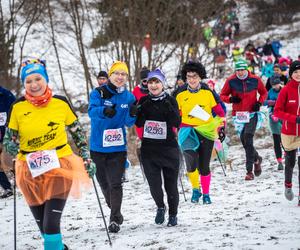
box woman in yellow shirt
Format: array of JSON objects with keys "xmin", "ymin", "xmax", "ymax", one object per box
[
  {"xmin": 176, "ymin": 61, "xmax": 225, "ymax": 204},
  {"xmin": 3, "ymin": 59, "xmax": 95, "ymax": 250}
]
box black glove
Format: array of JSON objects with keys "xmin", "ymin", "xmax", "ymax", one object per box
[
  {"xmin": 103, "ymin": 106, "xmax": 116, "ymax": 118},
  {"xmin": 218, "ymin": 126, "xmax": 226, "ymax": 143},
  {"xmin": 252, "ymin": 102, "xmax": 261, "ymax": 112},
  {"xmin": 129, "ymin": 105, "xmax": 139, "ymax": 117},
  {"xmin": 229, "ymin": 96, "xmax": 241, "ymax": 103},
  {"xmin": 296, "ymin": 116, "xmax": 300, "ymax": 124}
]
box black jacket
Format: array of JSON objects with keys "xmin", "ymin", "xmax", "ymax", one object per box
[{"xmin": 135, "ymin": 94, "xmax": 180, "ymax": 147}]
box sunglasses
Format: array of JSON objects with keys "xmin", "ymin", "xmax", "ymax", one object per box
[{"xmin": 21, "ymin": 58, "xmax": 46, "ymax": 67}]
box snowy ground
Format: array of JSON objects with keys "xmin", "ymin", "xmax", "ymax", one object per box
[{"xmin": 1, "ymin": 136, "xmax": 300, "ymax": 250}]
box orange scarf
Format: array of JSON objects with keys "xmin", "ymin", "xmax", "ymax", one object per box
[{"xmin": 25, "ymin": 86, "xmax": 52, "ymax": 107}]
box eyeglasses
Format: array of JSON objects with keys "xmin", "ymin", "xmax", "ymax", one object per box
[
  {"xmin": 113, "ymin": 71, "xmax": 128, "ymax": 77},
  {"xmin": 21, "ymin": 58, "xmax": 46, "ymax": 67},
  {"xmin": 142, "ymin": 79, "xmax": 148, "ymax": 83},
  {"xmin": 186, "ymin": 74, "xmax": 200, "ymax": 80}
]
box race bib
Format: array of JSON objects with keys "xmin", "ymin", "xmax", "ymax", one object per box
[
  {"xmin": 103, "ymin": 128, "xmax": 125, "ymax": 147},
  {"xmin": 0, "ymin": 112, "xmax": 7, "ymax": 126},
  {"xmin": 236, "ymin": 111, "xmax": 250, "ymax": 123},
  {"xmin": 26, "ymin": 150, "xmax": 60, "ymax": 178},
  {"xmin": 144, "ymin": 120, "xmax": 167, "ymax": 139}
]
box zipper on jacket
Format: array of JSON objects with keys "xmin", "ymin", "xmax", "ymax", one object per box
[{"xmin": 242, "ymin": 80, "xmax": 246, "ymax": 111}]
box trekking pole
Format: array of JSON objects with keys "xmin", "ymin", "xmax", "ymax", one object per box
[
  {"xmin": 179, "ymin": 175, "xmax": 187, "ymax": 202},
  {"xmin": 178, "ymin": 151, "xmax": 187, "ymax": 201},
  {"xmin": 92, "ymin": 178, "xmax": 112, "ymax": 246},
  {"xmin": 215, "ymin": 149, "xmax": 226, "ymax": 176},
  {"xmin": 11, "ymin": 160, "xmax": 16, "ymax": 250}
]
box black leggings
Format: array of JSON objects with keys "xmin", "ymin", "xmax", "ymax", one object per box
[
  {"xmin": 30, "ymin": 199, "xmax": 67, "ymax": 235},
  {"xmin": 141, "ymin": 146, "xmax": 179, "ymax": 216},
  {"xmin": 183, "ymin": 134, "xmax": 214, "ymax": 176},
  {"xmin": 285, "ymin": 150, "xmax": 300, "ymax": 193},
  {"xmin": 272, "ymin": 134, "xmax": 282, "ymax": 159}
]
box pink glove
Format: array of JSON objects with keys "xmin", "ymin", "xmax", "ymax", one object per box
[{"xmin": 271, "ymin": 115, "xmax": 279, "ymax": 122}]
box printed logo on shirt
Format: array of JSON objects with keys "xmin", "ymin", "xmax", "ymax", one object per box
[
  {"xmin": 27, "ymin": 133, "xmax": 57, "ymax": 149},
  {"xmin": 46, "ymin": 121, "xmax": 59, "ymax": 134},
  {"xmin": 27, "ymin": 121, "xmax": 60, "ymax": 149},
  {"xmin": 104, "ymin": 100, "xmax": 113, "ymax": 107},
  {"xmin": 120, "ymin": 104, "xmax": 128, "ymax": 109},
  {"xmin": 24, "ymin": 112, "xmax": 31, "ymax": 116},
  {"xmin": 288, "ymin": 100, "xmax": 296, "ymax": 103}
]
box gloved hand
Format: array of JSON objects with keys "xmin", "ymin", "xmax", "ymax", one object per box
[
  {"xmin": 218, "ymin": 126, "xmax": 226, "ymax": 143},
  {"xmin": 271, "ymin": 115, "xmax": 279, "ymax": 122},
  {"xmin": 252, "ymin": 102, "xmax": 261, "ymax": 112},
  {"xmin": 296, "ymin": 116, "xmax": 300, "ymax": 124},
  {"xmin": 229, "ymin": 96, "xmax": 241, "ymax": 104},
  {"xmin": 267, "ymin": 100, "xmax": 276, "ymax": 107},
  {"xmin": 84, "ymin": 159, "xmax": 96, "ymax": 178},
  {"xmin": 103, "ymin": 106, "xmax": 116, "ymax": 118},
  {"xmin": 129, "ymin": 105, "xmax": 139, "ymax": 117}
]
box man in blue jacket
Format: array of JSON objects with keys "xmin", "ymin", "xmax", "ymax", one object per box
[
  {"xmin": 88, "ymin": 61, "xmax": 137, "ymax": 233},
  {"xmin": 0, "ymin": 86, "xmax": 15, "ymax": 198}
]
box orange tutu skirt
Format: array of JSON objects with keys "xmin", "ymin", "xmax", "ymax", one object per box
[{"xmin": 16, "ymin": 154, "xmax": 91, "ymax": 206}]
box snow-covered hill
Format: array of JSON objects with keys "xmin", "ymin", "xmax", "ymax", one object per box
[{"xmin": 1, "ymin": 136, "xmax": 299, "ymax": 249}]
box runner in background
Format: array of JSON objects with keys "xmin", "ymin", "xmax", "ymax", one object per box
[{"xmin": 220, "ymin": 59, "xmax": 267, "ymax": 180}]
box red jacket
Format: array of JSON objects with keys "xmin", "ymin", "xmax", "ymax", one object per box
[
  {"xmin": 132, "ymin": 85, "xmax": 148, "ymax": 139},
  {"xmin": 220, "ymin": 71, "xmax": 267, "ymax": 116},
  {"xmin": 274, "ymin": 79, "xmax": 300, "ymax": 136}
]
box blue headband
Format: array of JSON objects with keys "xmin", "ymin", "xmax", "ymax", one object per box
[{"xmin": 21, "ymin": 63, "xmax": 49, "ymax": 84}]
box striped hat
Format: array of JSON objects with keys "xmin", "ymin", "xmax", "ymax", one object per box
[{"xmin": 235, "ymin": 59, "xmax": 248, "ymax": 71}]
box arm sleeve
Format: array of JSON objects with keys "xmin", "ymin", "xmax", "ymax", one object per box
[
  {"xmin": 124, "ymin": 93, "xmax": 137, "ymax": 127},
  {"xmin": 274, "ymin": 88, "xmax": 296, "ymax": 123},
  {"xmin": 212, "ymin": 103, "xmax": 225, "ymax": 117},
  {"xmin": 135, "ymin": 97, "xmax": 147, "ymax": 128},
  {"xmin": 88, "ymin": 90, "xmax": 106, "ymax": 120},
  {"xmin": 67, "ymin": 120, "xmax": 90, "ymax": 160},
  {"xmin": 3, "ymin": 128, "xmax": 19, "ymax": 157},
  {"xmin": 220, "ymin": 79, "xmax": 232, "ymax": 103},
  {"xmin": 8, "ymin": 91, "xmax": 16, "ymax": 107},
  {"xmin": 166, "ymin": 97, "xmax": 181, "ymax": 128}
]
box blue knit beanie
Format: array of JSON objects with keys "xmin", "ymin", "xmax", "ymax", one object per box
[{"xmin": 21, "ymin": 62, "xmax": 49, "ymax": 84}]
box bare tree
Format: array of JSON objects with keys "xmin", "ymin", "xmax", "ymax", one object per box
[{"xmin": 91, "ymin": 0, "xmax": 223, "ymax": 90}]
